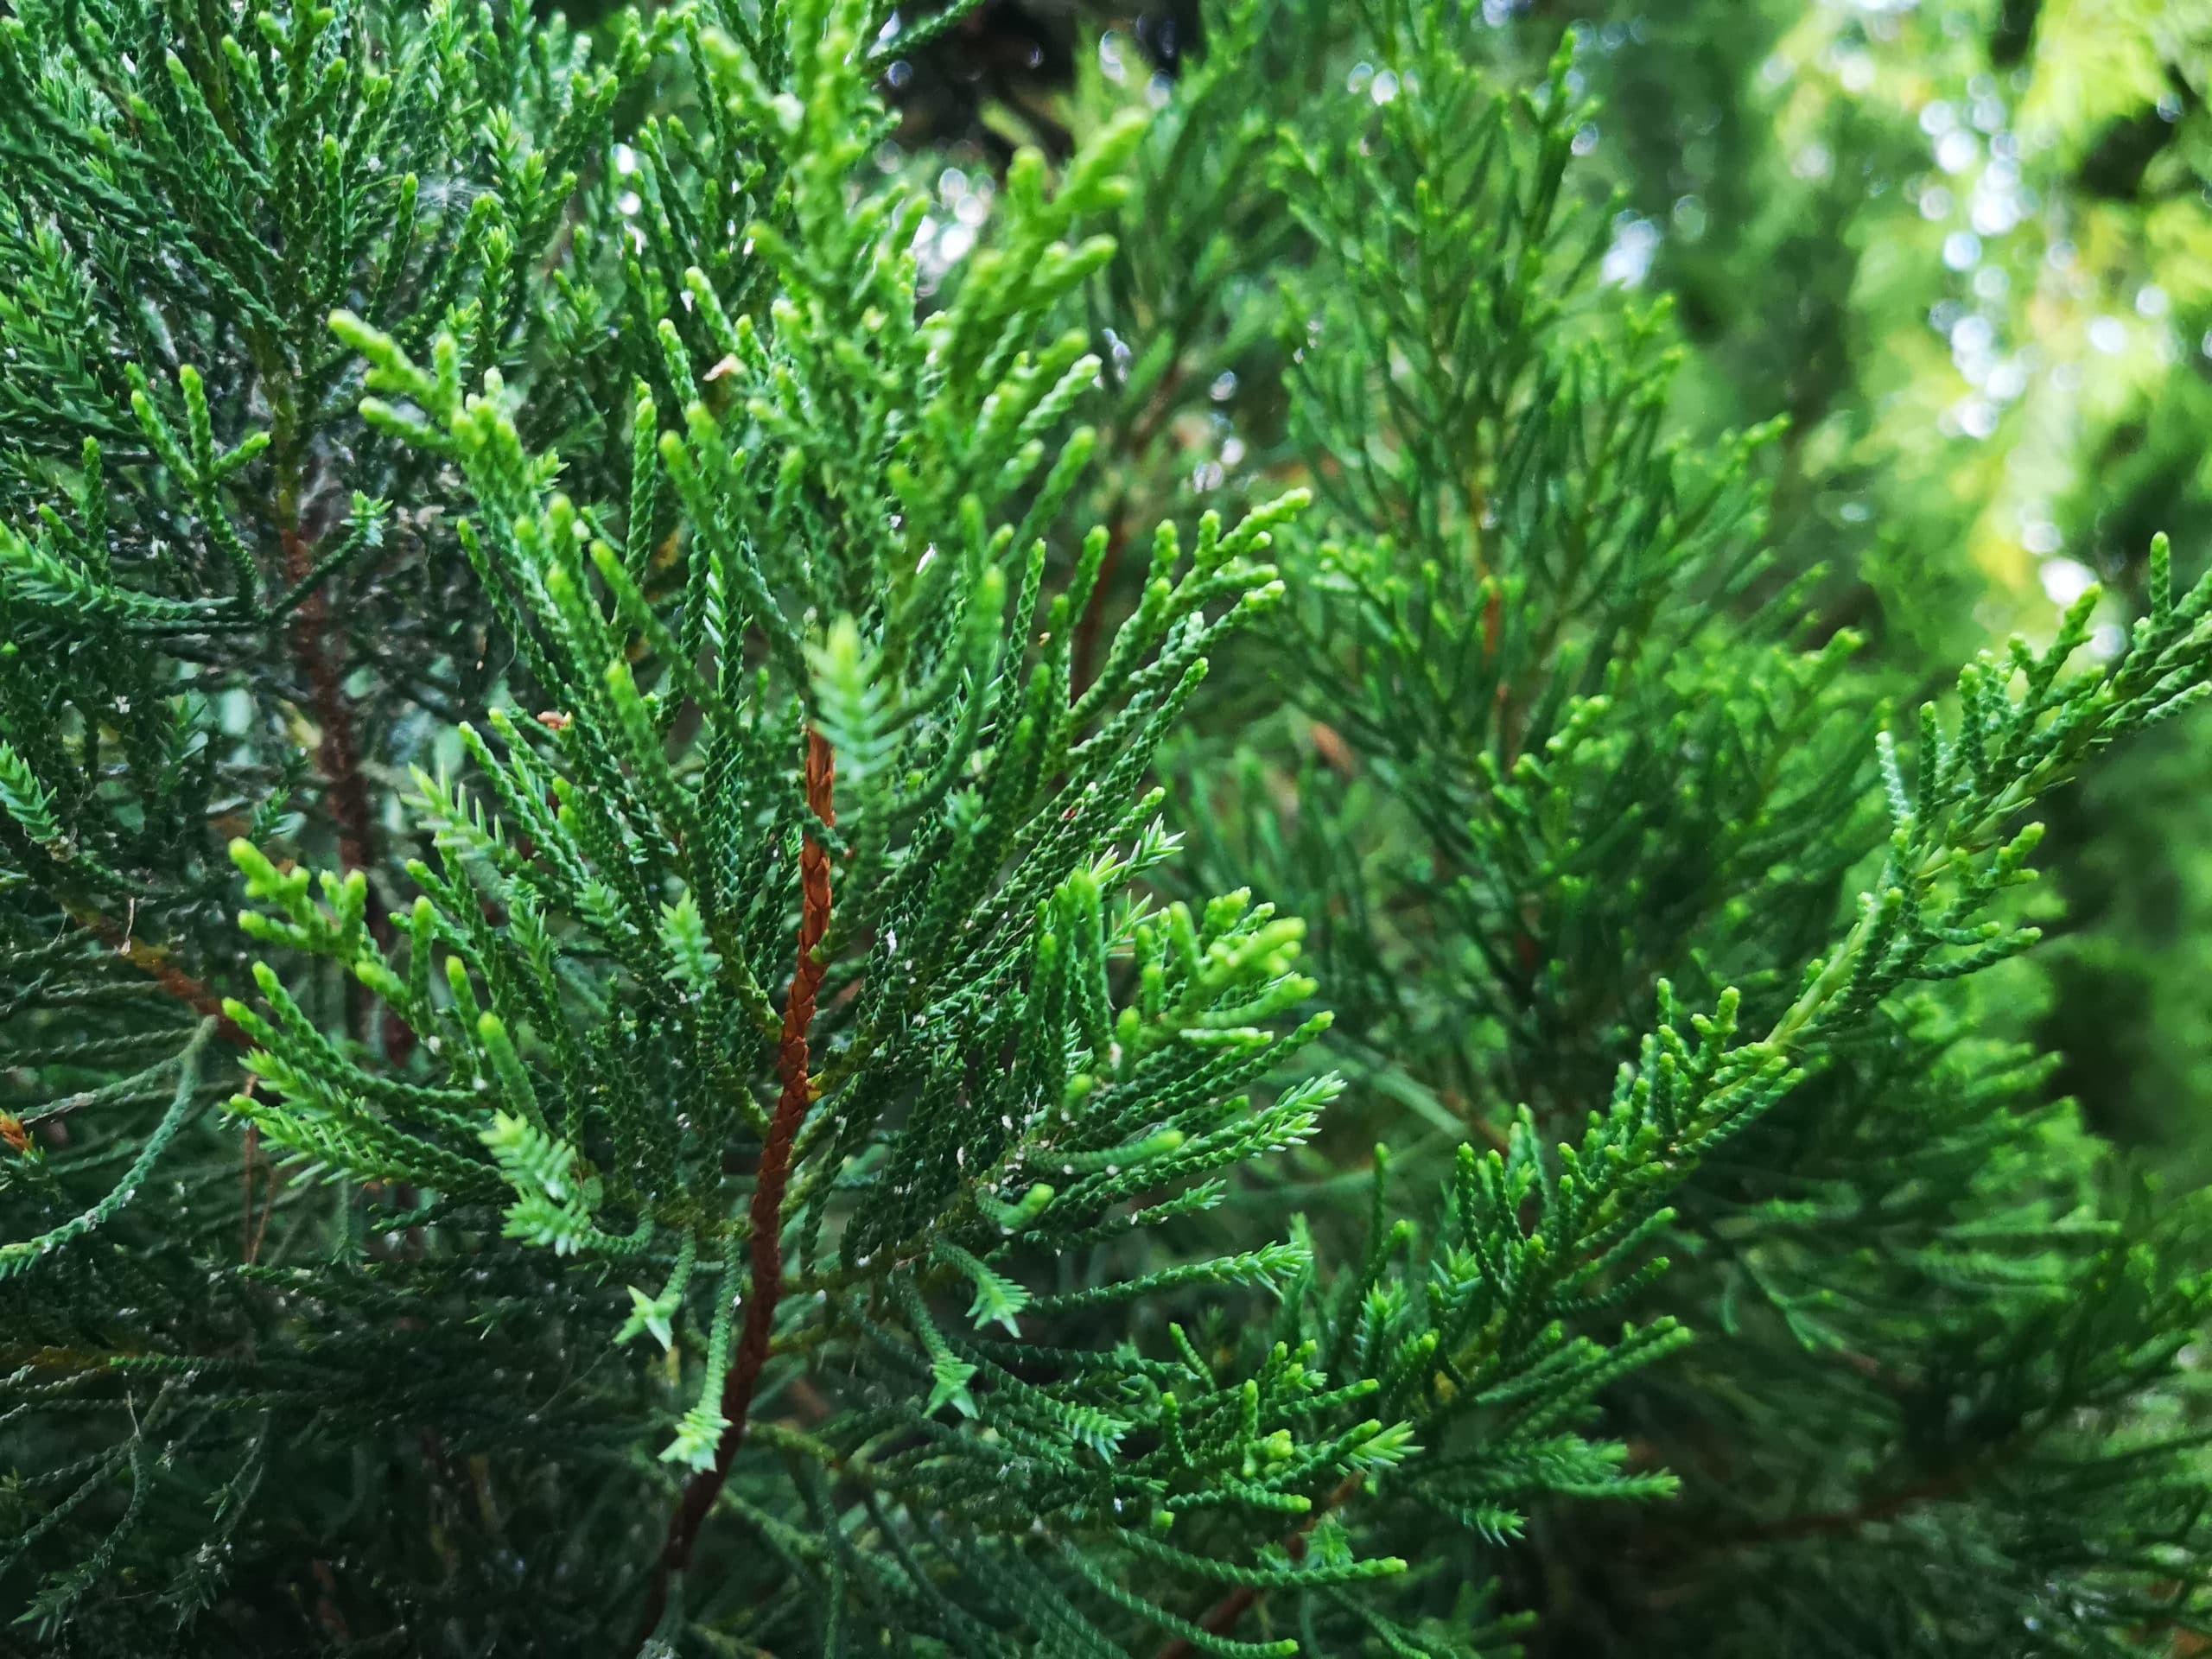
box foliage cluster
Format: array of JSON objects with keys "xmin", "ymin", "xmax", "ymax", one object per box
[{"xmin": 4, "ymin": 1, "xmax": 2212, "ymax": 1656}]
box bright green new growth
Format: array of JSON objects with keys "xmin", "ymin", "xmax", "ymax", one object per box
[{"xmin": 4, "ymin": 0, "xmax": 2212, "ymax": 1655}]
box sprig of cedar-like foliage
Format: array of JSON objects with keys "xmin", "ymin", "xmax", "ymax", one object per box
[{"xmin": 4, "ymin": 0, "xmax": 2212, "ymax": 1656}]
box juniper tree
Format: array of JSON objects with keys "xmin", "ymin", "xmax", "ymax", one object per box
[
  {"xmin": 1166, "ymin": 7, "xmax": 2212, "ymax": 1655},
  {"xmin": 3, "ymin": 3, "xmax": 2211, "ymax": 1658}
]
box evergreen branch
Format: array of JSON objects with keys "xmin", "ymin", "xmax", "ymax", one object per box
[
  {"xmin": 641, "ymin": 728, "xmax": 836, "ymax": 1643},
  {"xmin": 1153, "ymin": 1472, "xmax": 1366, "ymax": 1659},
  {"xmin": 9, "ymin": 0, "xmax": 2212, "ymax": 1648},
  {"xmin": 279, "ymin": 528, "xmax": 378, "ymax": 896},
  {"xmin": 866, "ymin": 0, "xmax": 992, "ymax": 65},
  {"xmin": 0, "ymin": 1020, "xmax": 215, "ymax": 1276},
  {"xmin": 58, "ymin": 902, "xmax": 251, "ymax": 1050}
]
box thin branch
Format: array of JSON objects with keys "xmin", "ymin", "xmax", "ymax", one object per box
[
  {"xmin": 62, "ymin": 901, "xmax": 250, "ymax": 1048},
  {"xmin": 1154, "ymin": 1472, "xmax": 1366, "ymax": 1659},
  {"xmin": 639, "ymin": 730, "xmax": 837, "ymax": 1646},
  {"xmin": 280, "ymin": 524, "xmax": 413, "ymax": 1066},
  {"xmin": 280, "ymin": 527, "xmax": 383, "ymax": 922}
]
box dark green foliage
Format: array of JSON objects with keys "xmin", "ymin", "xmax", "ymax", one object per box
[{"xmin": 5, "ymin": 1, "xmax": 2212, "ymax": 1656}]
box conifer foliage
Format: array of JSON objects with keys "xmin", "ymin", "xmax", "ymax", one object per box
[{"xmin": 3, "ymin": 0, "xmax": 2210, "ymax": 1655}]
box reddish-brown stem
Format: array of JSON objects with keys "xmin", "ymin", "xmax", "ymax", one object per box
[
  {"xmin": 1154, "ymin": 1473, "xmax": 1365, "ymax": 1659},
  {"xmin": 639, "ymin": 731, "xmax": 836, "ymax": 1646},
  {"xmin": 282, "ymin": 537, "xmax": 371, "ymax": 889},
  {"xmin": 62, "ymin": 902, "xmax": 251, "ymax": 1047},
  {"xmin": 242, "ymin": 1127, "xmax": 281, "ymax": 1265},
  {"xmin": 1694, "ymin": 1464, "xmax": 1980, "ymax": 1553},
  {"xmin": 281, "ymin": 530, "xmax": 378, "ymax": 899},
  {"xmin": 280, "ymin": 528, "xmax": 416, "ymax": 1069},
  {"xmin": 1635, "ymin": 1449, "xmax": 2018, "ymax": 1601},
  {"xmin": 310, "ymin": 1560, "xmax": 351, "ymax": 1643}
]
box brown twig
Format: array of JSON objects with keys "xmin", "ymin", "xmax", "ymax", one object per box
[
  {"xmin": 310, "ymin": 1559, "xmax": 352, "ymax": 1643},
  {"xmin": 1154, "ymin": 1473, "xmax": 1366, "ymax": 1659},
  {"xmin": 278, "ymin": 526, "xmax": 420, "ymax": 1073},
  {"xmin": 1635, "ymin": 1452, "xmax": 2003, "ymax": 1593},
  {"xmin": 638, "ymin": 731, "xmax": 836, "ymax": 1647},
  {"xmin": 1703, "ymin": 1464, "xmax": 1979, "ymax": 1550},
  {"xmin": 281, "ymin": 530, "xmax": 379, "ymax": 899},
  {"xmin": 64, "ymin": 902, "xmax": 251, "ymax": 1048}
]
